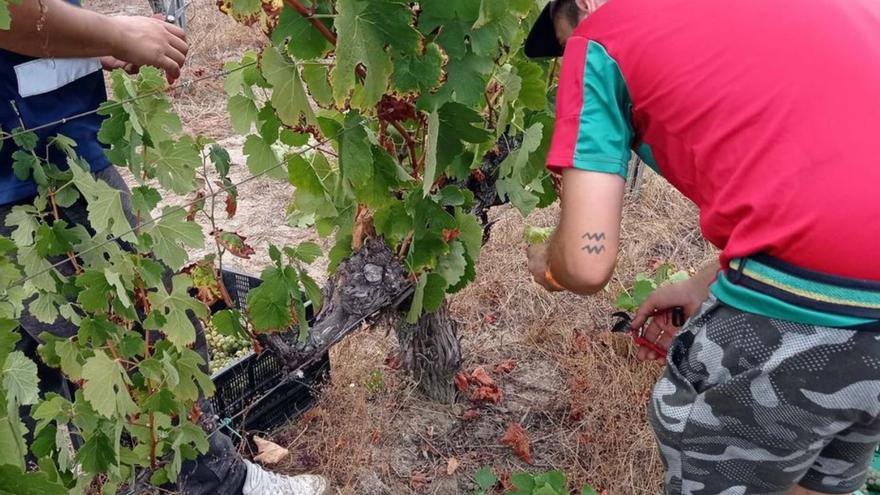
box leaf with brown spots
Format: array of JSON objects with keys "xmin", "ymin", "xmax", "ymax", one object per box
[
  {"xmin": 500, "ymin": 423, "xmax": 532, "ymax": 464},
  {"xmin": 225, "ymin": 192, "xmax": 237, "ymax": 218},
  {"xmin": 213, "ymin": 230, "xmax": 256, "ymax": 259}
]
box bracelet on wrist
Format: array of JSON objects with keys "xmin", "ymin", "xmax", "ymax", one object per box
[{"xmin": 544, "ymin": 265, "xmax": 565, "ymax": 291}]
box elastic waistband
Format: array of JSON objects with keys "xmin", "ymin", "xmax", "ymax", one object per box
[{"xmin": 727, "ymin": 254, "xmax": 880, "ymax": 319}]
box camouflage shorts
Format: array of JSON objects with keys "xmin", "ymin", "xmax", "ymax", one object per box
[{"xmin": 649, "ymin": 297, "xmax": 880, "ymax": 494}]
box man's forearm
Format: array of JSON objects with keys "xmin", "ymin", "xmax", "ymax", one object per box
[{"xmin": 0, "ymin": 0, "xmax": 121, "ymax": 58}]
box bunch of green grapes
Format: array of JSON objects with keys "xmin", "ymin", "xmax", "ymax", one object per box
[
  {"xmin": 866, "ymin": 467, "xmax": 880, "ymax": 491},
  {"xmin": 204, "ymin": 320, "xmax": 252, "ymax": 375}
]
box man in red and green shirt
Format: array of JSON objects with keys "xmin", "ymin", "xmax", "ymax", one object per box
[{"xmin": 524, "ymin": 0, "xmax": 880, "ymax": 493}]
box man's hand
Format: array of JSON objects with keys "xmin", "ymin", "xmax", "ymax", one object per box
[
  {"xmin": 630, "ymin": 278, "xmax": 710, "ymax": 362},
  {"xmin": 527, "ymin": 242, "xmax": 565, "ymax": 292},
  {"xmin": 110, "ymin": 16, "xmax": 188, "ymax": 82},
  {"xmin": 100, "ymin": 56, "xmax": 138, "ymax": 74}
]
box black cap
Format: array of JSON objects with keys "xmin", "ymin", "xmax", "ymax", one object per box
[{"xmin": 524, "ymin": 2, "xmax": 564, "ymax": 58}]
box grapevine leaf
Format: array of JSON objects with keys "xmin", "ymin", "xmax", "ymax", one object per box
[
  {"xmin": 228, "ymin": 94, "xmax": 259, "ymax": 134},
  {"xmin": 338, "ymin": 114, "xmax": 373, "ymax": 188},
  {"xmin": 443, "ymin": 50, "xmax": 494, "ymax": 106},
  {"xmin": 332, "ymin": 0, "xmax": 418, "ymax": 107},
  {"xmin": 10, "ymin": 128, "xmax": 37, "ymax": 151},
  {"xmin": 148, "ymin": 137, "xmax": 201, "ymax": 195},
  {"xmin": 210, "ymin": 144, "xmax": 232, "ymax": 178},
  {"xmin": 243, "ymin": 134, "xmax": 286, "ymax": 180},
  {"xmin": 104, "ymin": 268, "xmax": 132, "ymax": 308},
  {"xmin": 438, "ymin": 103, "xmax": 492, "ymax": 165},
  {"xmin": 34, "ymin": 220, "xmax": 77, "ymax": 257},
  {"xmin": 422, "ymin": 110, "xmax": 440, "ymax": 197},
  {"xmin": 447, "ymin": 251, "xmax": 476, "ymax": 293},
  {"xmin": 215, "ymin": 230, "xmax": 256, "ymax": 259},
  {"xmin": 148, "ymin": 275, "xmax": 208, "ymax": 348},
  {"xmin": 144, "ymin": 207, "xmax": 205, "ymax": 271},
  {"xmin": 356, "ymin": 146, "xmax": 405, "ymax": 208},
  {"xmin": 422, "ymin": 272, "xmax": 447, "ymax": 312},
  {"xmin": 582, "ymin": 485, "xmax": 599, "ymax": 495},
  {"xmin": 374, "ymin": 202, "xmax": 411, "ymax": 248},
  {"xmin": 300, "ymin": 64, "xmax": 333, "ymax": 107},
  {"xmin": 261, "ymin": 45, "xmax": 316, "ymax": 126},
  {"xmin": 130, "ymin": 185, "xmax": 161, "ymax": 216},
  {"xmin": 471, "ymin": 0, "xmax": 530, "ymax": 55},
  {"xmin": 455, "ymin": 209, "xmax": 482, "ymax": 259},
  {"xmin": 2, "ymin": 351, "xmax": 39, "ymax": 407},
  {"xmin": 298, "ymin": 269, "xmax": 323, "ymax": 313},
  {"xmin": 272, "ymin": 6, "xmax": 332, "ymax": 60},
  {"xmin": 406, "ymin": 272, "xmax": 428, "ymax": 324},
  {"xmin": 474, "ymin": 466, "xmax": 498, "ymax": 490},
  {"xmin": 287, "ymin": 154, "xmax": 326, "ymax": 196},
  {"xmin": 4, "ymin": 206, "xmax": 38, "ymax": 246},
  {"xmin": 143, "ymin": 390, "xmax": 178, "ymax": 415},
  {"xmin": 82, "ymin": 351, "xmax": 138, "ymax": 418},
  {"xmin": 0, "ymin": 320, "xmax": 20, "ymax": 369},
  {"xmin": 392, "ymin": 43, "xmax": 443, "ymax": 93},
  {"xmin": 69, "ymin": 159, "xmax": 135, "ymax": 242},
  {"xmin": 213, "ymin": 309, "xmax": 246, "ymax": 339},
  {"xmin": 230, "ymin": 0, "xmax": 259, "ymax": 16},
  {"xmin": 524, "ymin": 225, "xmax": 554, "ymax": 245},
  {"xmin": 631, "ymin": 279, "xmax": 657, "ymax": 307},
  {"xmin": 247, "ymin": 270, "xmax": 296, "ymax": 332},
  {"xmin": 78, "ymin": 430, "xmax": 118, "ymax": 473},
  {"xmin": 436, "ymin": 241, "xmax": 467, "ymax": 287},
  {"xmin": 513, "ymin": 59, "xmax": 548, "ymax": 110},
  {"xmin": 285, "ymin": 242, "xmax": 322, "ymax": 264},
  {"xmin": 11, "ymin": 151, "xmax": 38, "ymax": 181},
  {"xmin": 57, "ymin": 339, "xmax": 83, "ymax": 381},
  {"xmin": 417, "ymin": 0, "xmax": 478, "ymax": 60},
  {"xmin": 0, "ymin": 465, "xmax": 67, "ymax": 495},
  {"xmin": 0, "ymin": 406, "xmax": 27, "ymax": 470}
]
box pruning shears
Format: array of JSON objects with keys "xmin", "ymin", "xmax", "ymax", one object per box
[{"xmin": 611, "ymin": 306, "xmax": 686, "ymax": 359}]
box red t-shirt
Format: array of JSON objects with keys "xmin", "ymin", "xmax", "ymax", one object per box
[{"xmin": 547, "ymin": 0, "xmax": 880, "ymax": 281}]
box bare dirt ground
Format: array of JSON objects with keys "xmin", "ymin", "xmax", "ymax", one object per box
[{"xmin": 84, "ymin": 1, "xmax": 716, "ymax": 493}]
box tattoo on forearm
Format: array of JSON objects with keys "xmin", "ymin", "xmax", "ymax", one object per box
[{"xmin": 581, "ymin": 232, "xmax": 606, "ymax": 254}]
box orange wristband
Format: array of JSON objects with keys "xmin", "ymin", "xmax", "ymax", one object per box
[{"xmin": 544, "ymin": 266, "xmax": 565, "ymax": 291}]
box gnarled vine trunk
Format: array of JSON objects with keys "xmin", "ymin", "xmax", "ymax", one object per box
[
  {"xmin": 396, "ymin": 302, "xmax": 462, "ymax": 403},
  {"xmin": 260, "ymin": 238, "xmax": 409, "ymax": 371}
]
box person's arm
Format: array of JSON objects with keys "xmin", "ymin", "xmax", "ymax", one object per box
[
  {"xmin": 0, "ymin": 0, "xmax": 187, "ymax": 80},
  {"xmin": 526, "ymin": 35, "xmax": 633, "ymax": 295},
  {"xmin": 528, "ymin": 169, "xmax": 625, "ymax": 294}
]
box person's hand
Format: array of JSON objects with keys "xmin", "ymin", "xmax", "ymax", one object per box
[
  {"xmin": 527, "ymin": 242, "xmax": 565, "ymax": 292},
  {"xmin": 100, "ymin": 56, "xmax": 138, "ymax": 74},
  {"xmin": 630, "ymin": 278, "xmax": 708, "ymax": 362},
  {"xmin": 110, "ymin": 15, "xmax": 188, "ymax": 82}
]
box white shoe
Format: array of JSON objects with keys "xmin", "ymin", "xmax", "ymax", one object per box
[{"xmin": 242, "ymin": 460, "xmax": 330, "ymax": 495}]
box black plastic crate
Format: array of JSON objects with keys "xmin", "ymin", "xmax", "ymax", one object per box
[{"xmin": 209, "ymin": 269, "xmax": 329, "ymax": 435}]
